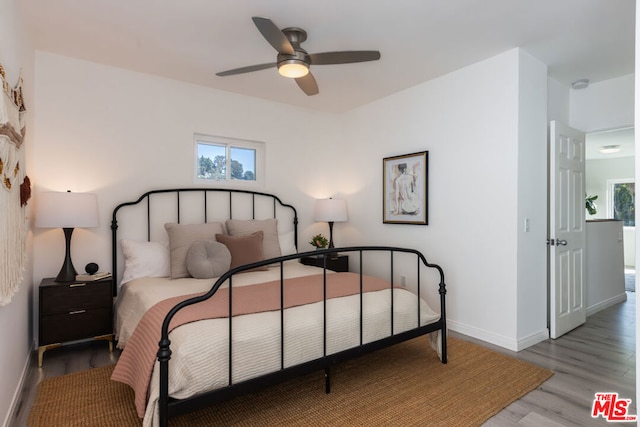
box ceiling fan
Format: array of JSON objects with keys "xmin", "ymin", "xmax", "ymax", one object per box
[{"xmin": 216, "ymin": 17, "xmax": 381, "ymax": 96}]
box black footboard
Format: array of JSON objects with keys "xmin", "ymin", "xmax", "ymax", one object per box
[{"xmin": 156, "ymin": 246, "xmax": 447, "ymax": 426}]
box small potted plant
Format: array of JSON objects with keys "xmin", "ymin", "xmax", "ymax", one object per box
[
  {"xmin": 586, "ymin": 194, "xmax": 598, "ymax": 216},
  {"xmin": 309, "ymin": 234, "xmax": 329, "ymax": 250}
]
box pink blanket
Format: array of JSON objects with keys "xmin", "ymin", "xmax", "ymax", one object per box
[{"xmin": 112, "ymin": 272, "xmax": 394, "ymax": 418}]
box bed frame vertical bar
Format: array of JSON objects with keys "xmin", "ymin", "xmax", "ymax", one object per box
[
  {"xmin": 439, "ymin": 272, "xmax": 448, "ymax": 363},
  {"xmin": 359, "ymin": 250, "xmax": 363, "ymax": 346},
  {"xmin": 110, "ymin": 217, "xmax": 119, "ymax": 297},
  {"xmin": 322, "ymin": 255, "xmax": 330, "ymax": 393},
  {"xmin": 417, "ymin": 255, "xmax": 421, "ymax": 327},
  {"xmin": 146, "ymin": 195, "xmax": 151, "ymax": 241},
  {"xmin": 203, "ymin": 191, "xmax": 208, "ymax": 222},
  {"xmin": 228, "ymin": 276, "xmax": 233, "ymax": 386},
  {"xmin": 280, "ymin": 261, "xmax": 284, "ymax": 370},
  {"xmin": 390, "ymin": 251, "xmax": 394, "ymax": 335},
  {"xmin": 176, "ymin": 191, "xmax": 181, "ymax": 223}
]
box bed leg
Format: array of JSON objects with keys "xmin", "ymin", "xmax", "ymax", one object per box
[
  {"xmin": 441, "ymin": 327, "xmax": 448, "ymax": 364},
  {"xmin": 324, "ymin": 367, "xmax": 331, "ymax": 393}
]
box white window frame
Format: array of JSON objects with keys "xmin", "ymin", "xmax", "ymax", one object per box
[
  {"xmin": 194, "ymin": 133, "xmax": 265, "ymax": 187},
  {"xmin": 606, "ymin": 178, "xmax": 635, "ymax": 228}
]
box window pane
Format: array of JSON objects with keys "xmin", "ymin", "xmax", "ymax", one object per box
[
  {"xmin": 195, "ymin": 134, "xmax": 263, "ymax": 186},
  {"xmin": 613, "ymin": 182, "xmax": 635, "ymax": 226},
  {"xmin": 197, "ymin": 143, "xmax": 226, "ymax": 180},
  {"xmin": 230, "ymin": 146, "xmax": 256, "ymax": 181}
]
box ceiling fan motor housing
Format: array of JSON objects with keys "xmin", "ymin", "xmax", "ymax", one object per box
[{"xmin": 277, "ymin": 50, "xmax": 311, "ymax": 67}]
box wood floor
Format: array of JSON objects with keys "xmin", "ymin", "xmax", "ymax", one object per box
[
  {"xmin": 10, "ymin": 293, "xmax": 635, "ymax": 426},
  {"xmin": 478, "ymin": 292, "xmax": 636, "ymax": 426}
]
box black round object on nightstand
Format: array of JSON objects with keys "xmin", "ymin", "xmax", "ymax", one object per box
[{"xmin": 85, "ymin": 262, "xmax": 99, "ymax": 275}]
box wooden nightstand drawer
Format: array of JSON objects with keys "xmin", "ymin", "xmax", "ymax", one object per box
[
  {"xmin": 38, "ymin": 277, "xmax": 114, "ymax": 367},
  {"xmin": 40, "ymin": 308, "xmax": 112, "ymax": 345},
  {"xmin": 40, "ymin": 280, "xmax": 111, "ymax": 315}
]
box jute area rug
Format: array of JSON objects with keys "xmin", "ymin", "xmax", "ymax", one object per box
[{"xmin": 28, "ymin": 336, "xmax": 552, "ymax": 427}]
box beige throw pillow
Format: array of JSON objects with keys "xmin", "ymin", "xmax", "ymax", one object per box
[{"xmin": 165, "ymin": 222, "xmax": 225, "ymax": 279}]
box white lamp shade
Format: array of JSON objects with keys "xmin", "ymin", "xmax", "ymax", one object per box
[
  {"xmin": 35, "ymin": 191, "xmax": 99, "ymax": 229},
  {"xmin": 314, "ymin": 198, "xmax": 348, "ymax": 222}
]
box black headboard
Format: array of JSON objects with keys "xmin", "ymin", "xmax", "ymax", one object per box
[{"xmin": 110, "ymin": 188, "xmax": 298, "ymax": 295}]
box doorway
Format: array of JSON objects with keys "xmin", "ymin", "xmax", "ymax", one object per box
[{"xmin": 585, "ymin": 126, "xmax": 635, "ymax": 294}]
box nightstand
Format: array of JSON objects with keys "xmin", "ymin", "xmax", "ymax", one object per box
[
  {"xmin": 38, "ymin": 276, "xmax": 114, "ymax": 367},
  {"xmin": 300, "ymin": 254, "xmax": 349, "ymax": 272}
]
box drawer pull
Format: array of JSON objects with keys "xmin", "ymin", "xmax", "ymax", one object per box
[
  {"xmin": 69, "ymin": 283, "xmax": 86, "ymax": 288},
  {"xmin": 69, "ymin": 310, "xmax": 86, "ymax": 315}
]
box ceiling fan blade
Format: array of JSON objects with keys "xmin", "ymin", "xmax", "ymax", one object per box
[
  {"xmin": 252, "ymin": 17, "xmax": 295, "ymax": 55},
  {"xmin": 295, "ymin": 72, "xmax": 319, "ymax": 96},
  {"xmin": 216, "ymin": 62, "xmax": 276, "ymax": 77},
  {"xmin": 309, "ymin": 51, "xmax": 381, "ymax": 65}
]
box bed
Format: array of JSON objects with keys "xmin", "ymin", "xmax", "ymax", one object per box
[{"xmin": 109, "ymin": 188, "xmax": 447, "ymax": 427}]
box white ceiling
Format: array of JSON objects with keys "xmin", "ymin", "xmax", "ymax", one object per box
[
  {"xmin": 20, "ymin": 0, "xmax": 635, "ymax": 114},
  {"xmin": 586, "ymin": 127, "xmax": 635, "ymax": 160}
]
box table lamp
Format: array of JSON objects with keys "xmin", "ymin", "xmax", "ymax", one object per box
[
  {"xmin": 35, "ymin": 191, "xmax": 99, "ymax": 282},
  {"xmin": 314, "ymin": 198, "xmax": 348, "ymax": 249}
]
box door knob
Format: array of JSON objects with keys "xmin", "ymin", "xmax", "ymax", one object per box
[{"xmin": 546, "ymin": 238, "xmax": 568, "ymax": 246}]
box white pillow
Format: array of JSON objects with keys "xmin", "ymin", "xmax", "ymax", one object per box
[
  {"xmin": 278, "ymin": 230, "xmax": 296, "ymax": 256},
  {"xmin": 120, "ymin": 239, "xmax": 170, "ymax": 285}
]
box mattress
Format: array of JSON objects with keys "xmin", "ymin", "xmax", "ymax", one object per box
[{"xmin": 113, "ymin": 262, "xmax": 441, "ymax": 427}]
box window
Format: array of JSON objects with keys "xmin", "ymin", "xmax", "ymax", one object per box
[
  {"xmin": 195, "ymin": 134, "xmax": 264, "ymax": 186},
  {"xmin": 607, "ymin": 179, "xmax": 635, "ymax": 226}
]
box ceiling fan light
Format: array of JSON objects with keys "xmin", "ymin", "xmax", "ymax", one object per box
[
  {"xmin": 599, "ymin": 145, "xmax": 622, "ymax": 154},
  {"xmin": 278, "ymin": 60, "xmax": 309, "ymax": 78}
]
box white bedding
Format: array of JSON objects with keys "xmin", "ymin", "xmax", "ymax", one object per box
[
  {"xmin": 114, "ymin": 262, "xmax": 441, "ymax": 427},
  {"xmin": 115, "ymin": 261, "xmax": 324, "ymax": 348}
]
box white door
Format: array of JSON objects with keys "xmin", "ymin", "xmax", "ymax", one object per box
[{"xmin": 549, "ymin": 120, "xmax": 587, "ymax": 339}]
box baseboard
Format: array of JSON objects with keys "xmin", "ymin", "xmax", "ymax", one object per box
[
  {"xmin": 515, "ymin": 329, "xmax": 549, "ymax": 351},
  {"xmin": 448, "ymin": 320, "xmax": 518, "ymax": 351},
  {"xmin": 448, "ymin": 320, "xmax": 548, "ymax": 352},
  {"xmin": 587, "ymin": 293, "xmax": 628, "ymax": 317},
  {"xmin": 2, "ymin": 347, "xmax": 34, "ymax": 427}
]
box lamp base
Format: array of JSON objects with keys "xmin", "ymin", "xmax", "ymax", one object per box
[
  {"xmin": 328, "ymin": 221, "xmax": 335, "ymax": 249},
  {"xmin": 55, "ymin": 228, "xmax": 78, "ymax": 282}
]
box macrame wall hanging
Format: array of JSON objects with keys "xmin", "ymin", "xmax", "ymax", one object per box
[{"xmin": 0, "ymin": 64, "xmax": 30, "ymax": 305}]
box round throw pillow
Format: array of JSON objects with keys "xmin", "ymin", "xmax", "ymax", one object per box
[{"xmin": 186, "ymin": 240, "xmax": 232, "ymax": 279}]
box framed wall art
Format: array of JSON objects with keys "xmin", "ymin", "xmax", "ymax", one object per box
[{"xmin": 383, "ymin": 151, "xmax": 428, "ymax": 225}]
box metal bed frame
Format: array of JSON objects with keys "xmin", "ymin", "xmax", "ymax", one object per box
[{"xmin": 111, "ymin": 188, "xmax": 447, "ymax": 427}]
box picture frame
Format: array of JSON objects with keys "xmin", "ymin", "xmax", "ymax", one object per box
[{"xmin": 383, "ymin": 151, "xmax": 428, "ymax": 225}]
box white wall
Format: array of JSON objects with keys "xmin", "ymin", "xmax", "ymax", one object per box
[
  {"xmin": 585, "ymin": 220, "xmax": 627, "ymax": 314},
  {"xmin": 0, "ymin": 1, "xmax": 34, "ymax": 426},
  {"xmin": 548, "ymin": 76, "xmax": 570, "ymax": 124},
  {"xmin": 515, "ymin": 50, "xmax": 549, "ymax": 347},
  {"xmin": 342, "ymin": 48, "xmax": 548, "ymax": 350}
]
